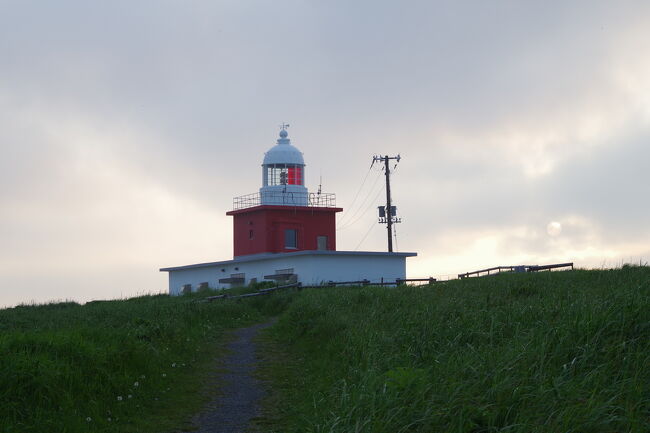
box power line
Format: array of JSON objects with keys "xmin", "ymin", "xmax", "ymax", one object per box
[
  {"xmin": 340, "ymin": 172, "xmax": 382, "ymax": 229},
  {"xmin": 337, "ymin": 165, "xmax": 373, "ymax": 226},
  {"xmin": 336, "ymin": 166, "xmax": 381, "ymax": 226},
  {"xmin": 354, "ymin": 219, "xmax": 377, "ymax": 251},
  {"xmin": 337, "ymin": 183, "xmax": 385, "ymax": 231}
]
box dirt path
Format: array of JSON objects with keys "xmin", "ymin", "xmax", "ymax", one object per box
[{"xmin": 186, "ymin": 320, "xmax": 274, "ymax": 433}]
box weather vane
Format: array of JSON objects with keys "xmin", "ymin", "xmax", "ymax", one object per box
[{"xmin": 279, "ymin": 122, "xmax": 290, "ymax": 130}]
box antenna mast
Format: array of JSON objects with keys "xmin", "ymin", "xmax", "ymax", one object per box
[{"xmin": 373, "ymin": 154, "xmax": 401, "ymax": 252}]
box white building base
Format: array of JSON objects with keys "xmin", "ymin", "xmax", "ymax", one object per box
[{"xmin": 160, "ymin": 250, "xmax": 417, "ymax": 295}]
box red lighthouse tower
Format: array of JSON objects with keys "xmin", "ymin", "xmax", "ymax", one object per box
[{"xmin": 226, "ymin": 127, "xmax": 342, "ymax": 257}]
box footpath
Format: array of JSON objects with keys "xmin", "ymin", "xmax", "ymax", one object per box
[{"xmin": 181, "ymin": 320, "xmax": 275, "ymax": 433}]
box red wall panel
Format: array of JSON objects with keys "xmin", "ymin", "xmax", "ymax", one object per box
[{"xmin": 227, "ymin": 206, "xmax": 342, "ymax": 257}]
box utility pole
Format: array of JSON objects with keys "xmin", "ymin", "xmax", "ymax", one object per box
[{"xmin": 373, "ymin": 154, "xmax": 401, "ymax": 252}]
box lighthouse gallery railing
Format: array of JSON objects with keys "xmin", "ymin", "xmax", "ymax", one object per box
[{"xmin": 232, "ymin": 191, "xmax": 337, "ymax": 211}]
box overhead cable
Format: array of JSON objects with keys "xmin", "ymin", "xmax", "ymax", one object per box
[{"xmin": 337, "ymin": 170, "xmax": 383, "ymax": 230}]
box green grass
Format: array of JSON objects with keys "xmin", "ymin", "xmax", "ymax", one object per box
[
  {"xmin": 256, "ymin": 267, "xmax": 650, "ymax": 432},
  {"xmin": 0, "ymin": 290, "xmax": 289, "ymax": 433},
  {"xmin": 3, "ymin": 267, "xmax": 648, "ymax": 432}
]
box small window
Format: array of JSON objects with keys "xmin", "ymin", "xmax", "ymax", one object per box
[
  {"xmin": 276, "ymin": 268, "xmax": 294, "ymax": 275},
  {"xmin": 317, "ymin": 236, "xmax": 328, "ymax": 251},
  {"xmin": 249, "ymin": 229, "xmax": 254, "ymax": 239},
  {"xmin": 285, "ymin": 229, "xmax": 298, "ymax": 249}
]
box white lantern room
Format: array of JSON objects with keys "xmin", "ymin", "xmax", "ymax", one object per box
[{"xmin": 260, "ymin": 128, "xmax": 308, "ymax": 206}]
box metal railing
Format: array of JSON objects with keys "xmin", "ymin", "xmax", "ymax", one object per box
[{"xmin": 232, "ymin": 191, "xmax": 337, "ymax": 210}]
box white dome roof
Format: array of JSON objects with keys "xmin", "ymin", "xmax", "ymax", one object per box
[{"xmin": 263, "ymin": 130, "xmax": 305, "ymax": 165}]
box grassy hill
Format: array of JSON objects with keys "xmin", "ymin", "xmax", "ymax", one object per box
[
  {"xmin": 0, "ymin": 291, "xmax": 286, "ymax": 432},
  {"xmin": 256, "ymin": 266, "xmax": 650, "ymax": 432},
  {"xmin": 1, "ymin": 266, "xmax": 648, "ymax": 432}
]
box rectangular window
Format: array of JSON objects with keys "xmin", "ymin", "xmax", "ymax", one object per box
[
  {"xmin": 317, "ymin": 236, "xmax": 328, "ymax": 251},
  {"xmin": 287, "ymin": 166, "xmax": 302, "ymax": 185},
  {"xmin": 249, "ymin": 229, "xmax": 254, "ymax": 239},
  {"xmin": 267, "ymin": 165, "xmax": 287, "ymax": 186},
  {"xmin": 266, "ymin": 164, "xmax": 302, "ymax": 186},
  {"xmin": 285, "ymin": 229, "xmax": 298, "ymax": 249}
]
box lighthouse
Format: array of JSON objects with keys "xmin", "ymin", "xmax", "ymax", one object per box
[
  {"xmin": 227, "ymin": 127, "xmax": 341, "ymax": 257},
  {"xmin": 160, "ymin": 127, "xmax": 416, "ymax": 294},
  {"xmin": 260, "ymin": 127, "xmax": 308, "ymax": 206}
]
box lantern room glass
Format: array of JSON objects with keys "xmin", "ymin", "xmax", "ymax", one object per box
[{"xmin": 264, "ymin": 164, "xmax": 303, "ymax": 186}]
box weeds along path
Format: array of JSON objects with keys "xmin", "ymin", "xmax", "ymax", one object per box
[{"xmin": 183, "ymin": 320, "xmax": 275, "ymax": 433}]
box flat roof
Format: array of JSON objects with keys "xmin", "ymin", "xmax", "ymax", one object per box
[
  {"xmin": 226, "ymin": 205, "xmax": 342, "ymax": 216},
  {"xmin": 159, "ymin": 250, "xmax": 417, "ymax": 272}
]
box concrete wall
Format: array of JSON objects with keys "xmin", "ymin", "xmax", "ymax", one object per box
[
  {"xmin": 166, "ymin": 253, "xmax": 411, "ymax": 295},
  {"xmin": 298, "ymin": 254, "xmax": 407, "ymax": 284}
]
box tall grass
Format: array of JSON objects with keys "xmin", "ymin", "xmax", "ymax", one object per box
[
  {"xmin": 259, "ymin": 267, "xmax": 650, "ymax": 432},
  {"xmin": 0, "ymin": 291, "xmax": 289, "ymax": 433},
  {"xmin": 3, "ymin": 268, "xmax": 647, "ymax": 432}
]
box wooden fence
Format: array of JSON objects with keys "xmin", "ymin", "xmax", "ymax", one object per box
[
  {"xmin": 198, "ymin": 262, "xmax": 574, "ymax": 302},
  {"xmin": 458, "ymin": 262, "xmax": 574, "ymax": 279}
]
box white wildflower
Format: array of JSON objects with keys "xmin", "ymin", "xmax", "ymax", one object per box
[
  {"xmin": 86, "ymin": 417, "xmax": 92, "ymax": 422},
  {"xmin": 162, "ymin": 373, "xmax": 167, "ymax": 377},
  {"xmin": 140, "ymin": 374, "xmax": 146, "ymax": 379},
  {"xmin": 134, "ymin": 381, "xmax": 140, "ymax": 387},
  {"xmin": 128, "ymin": 394, "xmax": 133, "ymax": 399},
  {"xmin": 172, "ymin": 363, "xmax": 176, "ymax": 367},
  {"xmin": 117, "ymin": 396, "xmax": 123, "ymax": 401}
]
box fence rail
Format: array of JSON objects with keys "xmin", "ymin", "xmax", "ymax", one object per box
[
  {"xmin": 199, "ymin": 282, "xmax": 301, "ymax": 302},
  {"xmin": 458, "ymin": 262, "xmax": 574, "ymax": 279},
  {"xmin": 196, "ymin": 263, "xmax": 575, "ymax": 302},
  {"xmin": 527, "ymin": 262, "xmax": 574, "ymax": 272}
]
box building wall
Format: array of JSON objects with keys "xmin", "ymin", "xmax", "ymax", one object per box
[
  {"xmin": 299, "ymin": 254, "xmax": 407, "ymax": 283},
  {"xmin": 166, "ymin": 253, "xmax": 410, "ymax": 295},
  {"xmin": 228, "ymin": 206, "xmax": 341, "ymax": 257}
]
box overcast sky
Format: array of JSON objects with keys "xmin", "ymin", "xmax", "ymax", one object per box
[{"xmin": 2, "ymin": 0, "xmax": 649, "ymax": 307}]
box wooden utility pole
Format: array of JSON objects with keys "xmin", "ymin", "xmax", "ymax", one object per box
[{"xmin": 373, "ymin": 154, "xmax": 401, "ymax": 252}]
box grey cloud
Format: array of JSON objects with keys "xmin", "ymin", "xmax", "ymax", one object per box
[
  {"xmin": 1, "ymin": 0, "xmax": 649, "ymax": 305},
  {"xmin": 543, "ymin": 128, "xmax": 650, "ymax": 238}
]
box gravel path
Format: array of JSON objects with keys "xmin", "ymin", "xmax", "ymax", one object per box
[{"xmin": 187, "ymin": 320, "xmax": 274, "ymax": 433}]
